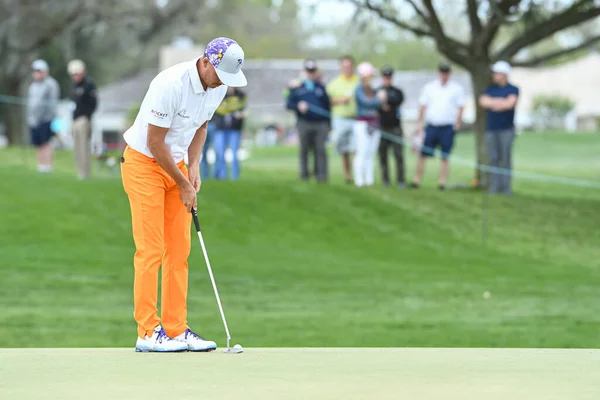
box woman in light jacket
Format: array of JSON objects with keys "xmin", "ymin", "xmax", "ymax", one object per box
[{"xmin": 353, "ymin": 62, "xmax": 386, "ymax": 187}]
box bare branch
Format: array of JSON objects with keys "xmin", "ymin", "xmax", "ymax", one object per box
[
  {"xmin": 420, "ymin": 0, "xmax": 470, "ymax": 54},
  {"xmin": 351, "ymin": 0, "xmax": 470, "ymax": 66},
  {"xmin": 512, "ymin": 35, "xmax": 600, "ymax": 67},
  {"xmin": 9, "ymin": 5, "xmax": 84, "ymax": 53},
  {"xmin": 495, "ymin": 0, "xmax": 600, "ymax": 60},
  {"xmin": 421, "ymin": 0, "xmax": 445, "ymax": 38},
  {"xmin": 138, "ymin": 0, "xmax": 191, "ymax": 42},
  {"xmin": 479, "ymin": 0, "xmax": 521, "ymax": 50},
  {"xmin": 405, "ymin": 0, "xmax": 428, "ymax": 23},
  {"xmin": 467, "ymin": 0, "xmax": 482, "ymax": 35},
  {"xmin": 349, "ymin": 0, "xmax": 433, "ymax": 38}
]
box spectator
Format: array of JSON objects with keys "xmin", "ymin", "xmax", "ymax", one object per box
[
  {"xmin": 68, "ymin": 59, "xmax": 98, "ymax": 180},
  {"xmin": 353, "ymin": 62, "xmax": 385, "ymax": 188},
  {"xmin": 412, "ymin": 63, "xmax": 465, "ymax": 190},
  {"xmin": 212, "ymin": 86, "xmax": 247, "ymax": 180},
  {"xmin": 27, "ymin": 59, "xmax": 60, "ymax": 173},
  {"xmin": 327, "ymin": 55, "xmax": 359, "ymax": 184},
  {"xmin": 286, "ymin": 59, "xmax": 331, "ymax": 182},
  {"xmin": 377, "ymin": 66, "xmax": 406, "ymax": 188},
  {"xmin": 200, "ymin": 121, "xmax": 215, "ymax": 180},
  {"xmin": 479, "ymin": 61, "xmax": 519, "ymax": 196}
]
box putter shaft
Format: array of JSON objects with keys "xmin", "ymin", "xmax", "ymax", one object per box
[{"xmin": 192, "ymin": 209, "xmax": 234, "ymax": 348}]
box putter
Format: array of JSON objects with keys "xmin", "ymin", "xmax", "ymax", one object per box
[{"xmin": 191, "ymin": 208, "xmax": 243, "ymax": 354}]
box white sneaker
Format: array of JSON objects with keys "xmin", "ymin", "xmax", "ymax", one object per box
[
  {"xmin": 173, "ymin": 328, "xmax": 217, "ymax": 352},
  {"xmin": 135, "ymin": 325, "xmax": 188, "ymax": 353}
]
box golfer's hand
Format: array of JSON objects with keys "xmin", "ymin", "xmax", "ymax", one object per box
[
  {"xmin": 188, "ymin": 167, "xmax": 202, "ymax": 193},
  {"xmin": 454, "ymin": 121, "xmax": 462, "ymax": 131},
  {"xmin": 179, "ymin": 182, "xmax": 197, "ymax": 212},
  {"xmin": 297, "ymin": 101, "xmax": 309, "ymax": 114}
]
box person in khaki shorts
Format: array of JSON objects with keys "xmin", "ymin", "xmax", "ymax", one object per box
[{"xmin": 68, "ymin": 59, "xmax": 98, "ymax": 180}]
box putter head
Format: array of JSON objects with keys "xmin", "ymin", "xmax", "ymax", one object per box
[{"xmin": 223, "ymin": 344, "xmax": 243, "ymax": 354}]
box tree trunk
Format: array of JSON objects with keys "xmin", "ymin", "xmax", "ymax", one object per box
[
  {"xmin": 1, "ymin": 79, "xmax": 27, "ymax": 146},
  {"xmin": 470, "ymin": 62, "xmax": 492, "ymax": 189},
  {"xmin": 1, "ymin": 104, "xmax": 27, "ymax": 146}
]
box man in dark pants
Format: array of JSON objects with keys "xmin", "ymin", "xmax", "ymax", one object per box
[
  {"xmin": 68, "ymin": 59, "xmax": 98, "ymax": 180},
  {"xmin": 479, "ymin": 61, "xmax": 519, "ymax": 196},
  {"xmin": 377, "ymin": 66, "xmax": 405, "ymax": 188},
  {"xmin": 286, "ymin": 59, "xmax": 331, "ymax": 182}
]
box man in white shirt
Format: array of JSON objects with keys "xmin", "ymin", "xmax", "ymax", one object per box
[
  {"xmin": 121, "ymin": 37, "xmax": 247, "ymax": 353},
  {"xmin": 412, "ymin": 63, "xmax": 465, "ymax": 190}
]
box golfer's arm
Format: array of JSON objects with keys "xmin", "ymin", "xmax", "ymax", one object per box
[
  {"xmin": 147, "ymin": 124, "xmax": 189, "ymax": 187},
  {"xmin": 188, "ymin": 122, "xmax": 207, "ymax": 166}
]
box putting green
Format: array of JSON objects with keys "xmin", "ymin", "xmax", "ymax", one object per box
[{"xmin": 1, "ymin": 348, "xmax": 598, "ymax": 399}]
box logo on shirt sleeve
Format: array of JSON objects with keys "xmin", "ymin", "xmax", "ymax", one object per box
[
  {"xmin": 177, "ymin": 108, "xmax": 190, "ymax": 119},
  {"xmin": 151, "ymin": 109, "xmax": 168, "ymax": 119}
]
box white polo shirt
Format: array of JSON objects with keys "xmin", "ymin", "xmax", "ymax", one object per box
[
  {"xmin": 124, "ymin": 58, "xmax": 227, "ymax": 162},
  {"xmin": 418, "ymin": 79, "xmax": 465, "ymax": 126}
]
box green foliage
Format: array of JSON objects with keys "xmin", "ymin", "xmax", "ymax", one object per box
[
  {"xmin": 532, "ymin": 95, "xmax": 576, "ymax": 115},
  {"xmin": 195, "ymin": 0, "xmax": 303, "ymax": 58}
]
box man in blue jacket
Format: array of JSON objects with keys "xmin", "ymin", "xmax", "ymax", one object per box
[{"xmin": 286, "ymin": 59, "xmax": 331, "ymax": 182}]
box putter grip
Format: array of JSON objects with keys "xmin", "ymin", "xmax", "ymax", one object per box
[{"xmin": 192, "ymin": 209, "xmax": 201, "ymax": 232}]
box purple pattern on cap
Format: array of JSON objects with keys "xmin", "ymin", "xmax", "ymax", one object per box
[{"xmin": 205, "ymin": 37, "xmax": 237, "ymax": 68}]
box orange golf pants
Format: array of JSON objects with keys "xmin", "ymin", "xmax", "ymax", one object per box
[{"xmin": 121, "ymin": 146, "xmax": 191, "ymax": 339}]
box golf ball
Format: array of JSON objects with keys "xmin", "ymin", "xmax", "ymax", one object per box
[{"xmin": 483, "ymin": 291, "xmax": 491, "ymax": 299}]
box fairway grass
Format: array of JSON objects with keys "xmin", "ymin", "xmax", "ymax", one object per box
[
  {"xmin": 1, "ymin": 132, "xmax": 599, "ymax": 349},
  {"xmin": 1, "ymin": 348, "xmax": 599, "ymax": 400}
]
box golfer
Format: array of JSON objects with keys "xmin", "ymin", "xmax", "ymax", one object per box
[{"xmin": 121, "ymin": 37, "xmax": 247, "ymax": 352}]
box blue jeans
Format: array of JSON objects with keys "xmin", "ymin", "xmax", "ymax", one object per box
[
  {"xmin": 201, "ymin": 126, "xmax": 214, "ymax": 180},
  {"xmin": 213, "ymin": 129, "xmax": 242, "ymax": 180}
]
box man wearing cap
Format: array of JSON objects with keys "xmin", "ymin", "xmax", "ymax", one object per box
[
  {"xmin": 479, "ymin": 61, "xmax": 519, "ymax": 196},
  {"xmin": 327, "ymin": 55, "xmax": 359, "ymax": 184},
  {"xmin": 377, "ymin": 66, "xmax": 405, "ymax": 188},
  {"xmin": 121, "ymin": 37, "xmax": 247, "ymax": 352},
  {"xmin": 412, "ymin": 63, "xmax": 465, "ymax": 190},
  {"xmin": 27, "ymin": 59, "xmax": 60, "ymax": 173},
  {"xmin": 68, "ymin": 59, "xmax": 98, "ymax": 180},
  {"xmin": 286, "ymin": 59, "xmax": 331, "ymax": 182}
]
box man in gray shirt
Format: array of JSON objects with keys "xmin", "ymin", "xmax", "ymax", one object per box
[{"xmin": 27, "ymin": 59, "xmax": 60, "ymax": 173}]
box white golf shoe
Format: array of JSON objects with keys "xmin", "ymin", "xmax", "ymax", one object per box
[
  {"xmin": 173, "ymin": 328, "xmax": 217, "ymax": 352},
  {"xmin": 135, "ymin": 325, "xmax": 188, "ymax": 353}
]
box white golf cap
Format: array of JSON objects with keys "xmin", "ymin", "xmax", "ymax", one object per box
[
  {"xmin": 491, "ymin": 61, "xmax": 511, "ymax": 75},
  {"xmin": 204, "ymin": 37, "xmax": 247, "ymax": 87},
  {"xmin": 67, "ymin": 59, "xmax": 86, "ymax": 75},
  {"xmin": 31, "ymin": 59, "xmax": 49, "ymax": 72}
]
